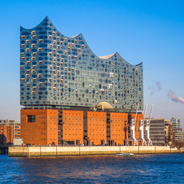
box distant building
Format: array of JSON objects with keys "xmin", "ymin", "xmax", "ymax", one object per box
[
  {"xmin": 170, "ymin": 117, "xmax": 183, "ymax": 142},
  {"xmin": 164, "ymin": 120, "xmax": 174, "ymax": 145},
  {"xmin": 170, "ymin": 117, "xmax": 180, "ymax": 129},
  {"xmin": 14, "ymin": 123, "xmax": 21, "ymax": 139},
  {"xmin": 173, "ymin": 128, "xmax": 183, "ymax": 142},
  {"xmin": 0, "ymin": 125, "xmax": 13, "ymax": 145},
  {"xmin": 149, "ymin": 118, "xmax": 165, "ymax": 145},
  {"xmin": 0, "ymin": 119, "xmax": 21, "ymax": 145}
]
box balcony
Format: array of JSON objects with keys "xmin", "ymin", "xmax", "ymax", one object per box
[
  {"xmin": 32, "ymin": 87, "xmax": 36, "ymax": 91},
  {"xmin": 32, "ymin": 35, "xmax": 37, "ymax": 39},
  {"xmin": 32, "ymin": 78, "xmax": 36, "ymax": 82},
  {"xmin": 32, "ymin": 52, "xmax": 37, "ymax": 56},
  {"xmin": 21, "ymin": 36, "xmax": 25, "ymax": 40},
  {"xmin": 38, "ymin": 39, "xmax": 43, "ymax": 43},
  {"xmin": 21, "ymin": 57, "xmax": 25, "ymax": 61},
  {"xmin": 37, "ymin": 48, "xmax": 42, "ymax": 52},
  {"xmin": 38, "ymin": 61, "xmax": 43, "ymax": 65},
  {"xmin": 26, "ymin": 74, "xmax": 30, "ymax": 78},
  {"xmin": 20, "ymin": 66, "xmax": 24, "ymax": 70},
  {"xmin": 31, "ymin": 31, "xmax": 36, "ymax": 35},
  {"xmin": 39, "ymin": 82, "xmax": 43, "ymax": 86},
  {"xmin": 26, "ymin": 83, "xmax": 31, "ymax": 87},
  {"xmin": 32, "ymin": 57, "xmax": 36, "ymax": 61},
  {"xmin": 31, "ymin": 44, "xmax": 36, "ymax": 48},
  {"xmin": 26, "ymin": 48, "xmax": 30, "ymax": 52},
  {"xmin": 21, "ymin": 44, "xmax": 25, "ymax": 48},
  {"xmin": 26, "ymin": 40, "xmax": 30, "ymax": 44},
  {"xmin": 21, "ymin": 78, "xmax": 25, "ymax": 83},
  {"xmin": 32, "ymin": 91, "xmax": 36, "ymax": 95},
  {"xmin": 32, "ymin": 70, "xmax": 36, "ymax": 74},
  {"xmin": 38, "ymin": 74, "xmax": 42, "ymax": 78}
]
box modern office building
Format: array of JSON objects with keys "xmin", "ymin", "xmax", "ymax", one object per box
[
  {"xmin": 20, "ymin": 17, "xmax": 144, "ymax": 146},
  {"xmin": 170, "ymin": 118, "xmax": 183, "ymax": 142},
  {"xmin": 149, "ymin": 118, "xmax": 165, "ymax": 145}
]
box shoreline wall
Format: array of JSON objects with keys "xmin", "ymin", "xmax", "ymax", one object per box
[{"xmin": 9, "ymin": 146, "xmax": 182, "ymax": 157}]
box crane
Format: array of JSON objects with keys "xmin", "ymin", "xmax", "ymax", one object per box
[
  {"xmin": 145, "ymin": 104, "xmax": 153, "ymax": 146},
  {"xmin": 139, "ymin": 104, "xmax": 147, "ymax": 146},
  {"xmin": 130, "ymin": 103, "xmax": 139, "ymax": 146}
]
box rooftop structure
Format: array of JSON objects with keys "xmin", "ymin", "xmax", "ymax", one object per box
[
  {"xmin": 0, "ymin": 119, "xmax": 16, "ymax": 125},
  {"xmin": 20, "ymin": 16, "xmax": 143, "ymax": 111}
]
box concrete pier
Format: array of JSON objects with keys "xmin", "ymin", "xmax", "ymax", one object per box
[{"xmin": 8, "ymin": 146, "xmax": 182, "ymax": 157}]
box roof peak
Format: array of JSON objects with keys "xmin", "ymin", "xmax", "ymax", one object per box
[{"xmin": 98, "ymin": 52, "xmax": 118, "ymax": 59}]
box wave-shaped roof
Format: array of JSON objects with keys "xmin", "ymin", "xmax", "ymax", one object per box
[{"xmin": 21, "ymin": 16, "xmax": 142, "ymax": 67}]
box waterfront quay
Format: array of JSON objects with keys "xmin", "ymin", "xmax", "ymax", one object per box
[{"xmin": 9, "ymin": 146, "xmax": 181, "ymax": 157}]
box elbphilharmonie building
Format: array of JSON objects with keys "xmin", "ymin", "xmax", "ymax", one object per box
[{"xmin": 20, "ymin": 17, "xmax": 143, "ymax": 146}]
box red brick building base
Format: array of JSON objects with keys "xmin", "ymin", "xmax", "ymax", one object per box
[{"xmin": 21, "ymin": 109, "xmax": 142, "ymax": 146}]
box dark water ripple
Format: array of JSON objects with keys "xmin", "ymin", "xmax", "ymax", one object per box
[{"xmin": 0, "ymin": 154, "xmax": 183, "ymax": 183}]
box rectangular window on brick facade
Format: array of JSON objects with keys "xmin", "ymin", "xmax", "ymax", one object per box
[{"xmin": 27, "ymin": 115, "xmax": 36, "ymax": 122}]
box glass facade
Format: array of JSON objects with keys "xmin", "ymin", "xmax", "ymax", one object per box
[{"xmin": 20, "ymin": 16, "xmax": 143, "ymax": 110}]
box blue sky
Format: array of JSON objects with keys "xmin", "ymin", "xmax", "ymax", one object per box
[{"xmin": 0, "ymin": 0, "xmax": 184, "ymax": 128}]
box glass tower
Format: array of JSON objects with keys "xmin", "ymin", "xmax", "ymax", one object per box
[{"xmin": 20, "ymin": 16, "xmax": 143, "ymax": 110}]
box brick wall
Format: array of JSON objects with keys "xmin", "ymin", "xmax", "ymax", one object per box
[
  {"xmin": 62, "ymin": 110, "xmax": 83, "ymax": 145},
  {"xmin": 87, "ymin": 111, "xmax": 106, "ymax": 145},
  {"xmin": 21, "ymin": 109, "xmax": 58, "ymax": 145},
  {"xmin": 110, "ymin": 113, "xmax": 128, "ymax": 145}
]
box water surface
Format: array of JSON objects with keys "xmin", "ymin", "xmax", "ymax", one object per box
[{"xmin": 0, "ymin": 154, "xmax": 183, "ymax": 183}]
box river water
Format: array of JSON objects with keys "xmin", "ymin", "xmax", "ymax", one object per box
[{"xmin": 0, "ymin": 154, "xmax": 183, "ymax": 183}]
